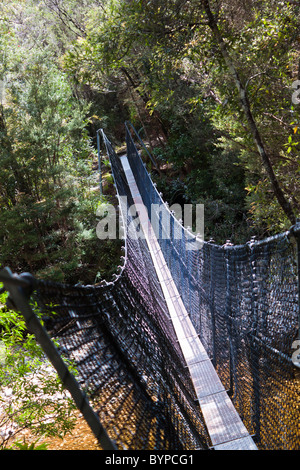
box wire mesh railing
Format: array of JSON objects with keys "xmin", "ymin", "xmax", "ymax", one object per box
[
  {"xmin": 0, "ymin": 129, "xmax": 211, "ymax": 450},
  {"xmin": 0, "ymin": 124, "xmax": 299, "ymax": 450},
  {"xmin": 125, "ymin": 123, "xmax": 300, "ymax": 450}
]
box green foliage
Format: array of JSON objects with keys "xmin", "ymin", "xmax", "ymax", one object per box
[
  {"xmin": 207, "ymin": 3, "xmax": 300, "ymax": 231},
  {"xmin": 60, "ymin": 0, "xmax": 269, "ymax": 240},
  {"xmin": 0, "ymin": 46, "xmax": 102, "ymax": 282},
  {"xmin": 2, "ymin": 0, "xmax": 300, "ymax": 253},
  {"xmin": 0, "ymin": 287, "xmax": 77, "ymax": 449},
  {"xmin": 7, "ymin": 438, "xmax": 48, "ymax": 450}
]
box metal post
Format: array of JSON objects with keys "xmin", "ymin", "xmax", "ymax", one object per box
[
  {"xmin": 96, "ymin": 129, "xmax": 103, "ymax": 196},
  {"xmin": 208, "ymin": 241, "xmax": 217, "ymax": 367},
  {"xmin": 248, "ymin": 237, "xmax": 261, "ymax": 442},
  {"xmin": 0, "ymin": 267, "xmax": 117, "ymax": 450},
  {"xmin": 224, "ymin": 242, "xmax": 234, "ymax": 396}
]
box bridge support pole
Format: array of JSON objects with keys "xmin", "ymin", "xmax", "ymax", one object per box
[{"xmin": 96, "ymin": 129, "xmax": 103, "ymax": 196}]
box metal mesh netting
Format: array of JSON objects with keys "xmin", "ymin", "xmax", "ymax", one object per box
[
  {"xmin": 31, "ymin": 133, "xmax": 210, "ymax": 450},
  {"xmin": 14, "ymin": 126, "xmax": 299, "ymax": 450},
  {"xmin": 125, "ymin": 126, "xmax": 300, "ymax": 450},
  {"xmin": 168, "ymin": 235, "xmax": 300, "ymax": 450}
]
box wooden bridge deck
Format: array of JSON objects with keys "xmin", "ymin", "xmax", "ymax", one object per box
[{"xmin": 120, "ymin": 155, "xmax": 257, "ymax": 451}]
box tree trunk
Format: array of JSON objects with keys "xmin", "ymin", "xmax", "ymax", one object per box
[
  {"xmin": 201, "ymin": 0, "xmax": 296, "ymax": 225},
  {"xmin": 121, "ymin": 66, "xmax": 169, "ymax": 141}
]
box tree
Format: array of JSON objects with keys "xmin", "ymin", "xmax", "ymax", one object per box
[
  {"xmin": 2, "ymin": 0, "xmax": 299, "ymax": 249},
  {"xmin": 0, "ymin": 44, "xmax": 98, "ymax": 281},
  {"xmin": 199, "ymin": 0, "xmax": 298, "ymax": 225},
  {"xmin": 61, "ymin": 0, "xmax": 300, "ymax": 236},
  {"xmin": 0, "ymin": 288, "xmax": 77, "ymax": 449}
]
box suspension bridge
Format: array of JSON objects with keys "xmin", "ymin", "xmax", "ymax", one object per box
[{"xmin": 0, "ymin": 123, "xmax": 299, "ymax": 450}]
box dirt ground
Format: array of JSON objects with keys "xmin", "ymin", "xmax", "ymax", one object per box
[
  {"xmin": 1, "ymin": 411, "xmax": 101, "ymax": 451},
  {"xmin": 41, "ymin": 413, "xmax": 101, "ymax": 450}
]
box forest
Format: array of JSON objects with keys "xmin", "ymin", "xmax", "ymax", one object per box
[{"xmin": 1, "ymin": 0, "xmax": 300, "ymax": 284}]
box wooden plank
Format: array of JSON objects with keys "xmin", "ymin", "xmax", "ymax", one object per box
[
  {"xmin": 214, "ymin": 436, "xmax": 258, "ymax": 450},
  {"xmin": 199, "ymin": 391, "xmax": 252, "ymax": 446},
  {"xmin": 120, "ymin": 155, "xmax": 257, "ymax": 451},
  {"xmin": 189, "ymin": 361, "xmax": 225, "ymax": 398}
]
